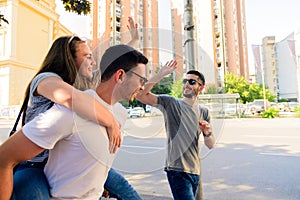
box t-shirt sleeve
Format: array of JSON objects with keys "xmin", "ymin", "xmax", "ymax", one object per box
[
  {"xmin": 112, "ymin": 103, "xmax": 128, "ymax": 130},
  {"xmin": 199, "ymin": 105, "xmax": 211, "ymax": 123},
  {"xmin": 30, "ymin": 72, "xmax": 62, "ymax": 97},
  {"xmin": 156, "ymin": 95, "xmax": 175, "ymax": 109},
  {"xmin": 23, "ymin": 104, "xmax": 74, "ymax": 149}
]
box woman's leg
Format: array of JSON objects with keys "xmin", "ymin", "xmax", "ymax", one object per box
[{"xmin": 11, "ymin": 167, "xmax": 50, "ymax": 200}]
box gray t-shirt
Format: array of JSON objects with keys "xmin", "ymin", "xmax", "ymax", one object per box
[
  {"xmin": 156, "ymin": 95, "xmax": 210, "ymax": 175},
  {"xmin": 25, "ymin": 72, "xmax": 62, "ymax": 162}
]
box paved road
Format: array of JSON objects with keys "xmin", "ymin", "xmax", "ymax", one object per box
[
  {"xmin": 1, "ymin": 117, "xmax": 300, "ymax": 200},
  {"xmin": 119, "ymin": 117, "xmax": 300, "ymax": 200}
]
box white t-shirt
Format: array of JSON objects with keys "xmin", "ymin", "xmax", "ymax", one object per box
[{"xmin": 23, "ymin": 90, "xmax": 127, "ymax": 200}]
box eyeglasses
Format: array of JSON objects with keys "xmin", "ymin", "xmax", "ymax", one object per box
[
  {"xmin": 182, "ymin": 78, "xmax": 203, "ymax": 86},
  {"xmin": 129, "ymin": 71, "xmax": 148, "ymax": 86}
]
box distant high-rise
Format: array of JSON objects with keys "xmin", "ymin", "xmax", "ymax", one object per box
[
  {"xmin": 171, "ymin": 0, "xmax": 249, "ymax": 92},
  {"xmin": 91, "ymin": 0, "xmax": 159, "ymax": 78},
  {"xmin": 261, "ymin": 36, "xmax": 278, "ymax": 96}
]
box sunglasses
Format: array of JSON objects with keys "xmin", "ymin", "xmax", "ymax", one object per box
[
  {"xmin": 129, "ymin": 71, "xmax": 148, "ymax": 86},
  {"xmin": 182, "ymin": 78, "xmax": 202, "ymax": 86}
]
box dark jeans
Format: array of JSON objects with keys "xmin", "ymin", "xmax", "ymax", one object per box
[
  {"xmin": 105, "ymin": 168, "xmax": 142, "ymax": 200},
  {"xmin": 11, "ymin": 163, "xmax": 50, "ymax": 200},
  {"xmin": 166, "ymin": 170, "xmax": 200, "ymax": 200},
  {"xmin": 11, "ymin": 163, "xmax": 141, "ymax": 200}
]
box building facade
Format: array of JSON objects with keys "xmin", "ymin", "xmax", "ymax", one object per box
[
  {"xmin": 91, "ymin": 0, "xmax": 159, "ymax": 78},
  {"xmin": 0, "ymin": 0, "xmax": 71, "ymax": 107},
  {"xmin": 261, "ymin": 36, "xmax": 278, "ymax": 96},
  {"xmin": 171, "ymin": 0, "xmax": 249, "ymax": 92},
  {"xmin": 275, "ymin": 32, "xmax": 300, "ymax": 101}
]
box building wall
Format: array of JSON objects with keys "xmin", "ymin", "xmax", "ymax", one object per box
[
  {"xmin": 276, "ymin": 33, "xmax": 299, "ymax": 101},
  {"xmin": 194, "ymin": 0, "xmax": 216, "ymax": 88},
  {"xmin": 92, "ymin": 0, "xmax": 159, "ymax": 79},
  {"xmin": 262, "ymin": 36, "xmax": 277, "ymax": 96},
  {"xmin": 171, "ymin": 0, "xmax": 249, "ymax": 92},
  {"xmin": 171, "ymin": 8, "xmax": 184, "ymax": 80},
  {"xmin": 0, "ymin": 0, "xmax": 71, "ymax": 106}
]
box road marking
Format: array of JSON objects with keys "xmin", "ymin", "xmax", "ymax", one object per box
[
  {"xmin": 244, "ymin": 135, "xmax": 300, "ymax": 139},
  {"xmin": 121, "ymin": 145, "xmax": 165, "ymax": 150},
  {"xmin": 260, "ymin": 153, "xmax": 300, "ymax": 157}
]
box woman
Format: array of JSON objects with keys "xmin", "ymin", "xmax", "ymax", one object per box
[{"xmin": 12, "ymin": 18, "xmax": 142, "ymax": 200}]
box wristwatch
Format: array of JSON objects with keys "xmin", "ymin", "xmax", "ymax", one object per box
[{"xmin": 203, "ymin": 132, "xmax": 212, "ymax": 137}]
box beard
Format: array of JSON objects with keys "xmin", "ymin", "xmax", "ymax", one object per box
[
  {"xmin": 183, "ymin": 87, "xmax": 197, "ymax": 98},
  {"xmin": 183, "ymin": 93, "xmax": 194, "ymax": 98}
]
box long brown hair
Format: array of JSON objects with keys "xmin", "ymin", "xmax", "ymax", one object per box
[{"xmin": 21, "ymin": 36, "xmax": 85, "ymax": 124}]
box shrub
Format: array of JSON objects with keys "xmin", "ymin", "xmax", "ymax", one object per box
[
  {"xmin": 261, "ymin": 107, "xmax": 279, "ymax": 118},
  {"xmin": 294, "ymin": 106, "xmax": 300, "ymax": 118}
]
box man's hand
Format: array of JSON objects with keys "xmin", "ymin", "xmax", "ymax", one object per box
[
  {"xmin": 198, "ymin": 120, "xmax": 212, "ymax": 136},
  {"xmin": 157, "ymin": 60, "xmax": 177, "ymax": 78},
  {"xmin": 106, "ymin": 119, "xmax": 122, "ymax": 154}
]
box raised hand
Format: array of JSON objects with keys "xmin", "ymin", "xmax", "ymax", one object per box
[
  {"xmin": 158, "ymin": 60, "xmax": 178, "ymax": 77},
  {"xmin": 127, "ymin": 17, "xmax": 138, "ymax": 44}
]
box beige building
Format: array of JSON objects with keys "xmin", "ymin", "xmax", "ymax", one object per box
[
  {"xmin": 0, "ymin": 0, "xmax": 71, "ymax": 107},
  {"xmin": 261, "ymin": 36, "xmax": 278, "ymax": 96}
]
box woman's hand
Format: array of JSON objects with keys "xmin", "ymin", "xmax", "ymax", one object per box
[
  {"xmin": 106, "ymin": 119, "xmax": 122, "ymax": 154},
  {"xmin": 127, "ymin": 17, "xmax": 139, "ymax": 46}
]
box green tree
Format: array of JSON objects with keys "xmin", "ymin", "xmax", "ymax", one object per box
[
  {"xmin": 1, "ymin": 0, "xmax": 90, "ymax": 25},
  {"xmin": 170, "ymin": 78, "xmax": 183, "ymax": 98},
  {"xmin": 151, "ymin": 75, "xmax": 173, "ymax": 95},
  {"xmin": 62, "ymin": 0, "xmax": 91, "ymax": 15},
  {"xmin": 207, "ymin": 86, "xmax": 218, "ymax": 94},
  {"xmin": 224, "ymin": 73, "xmax": 277, "ymax": 103}
]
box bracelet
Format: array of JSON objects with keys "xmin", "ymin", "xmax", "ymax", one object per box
[{"xmin": 203, "ymin": 132, "xmax": 212, "ymax": 138}]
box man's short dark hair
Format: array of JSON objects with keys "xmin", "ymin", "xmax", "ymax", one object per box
[
  {"xmin": 100, "ymin": 44, "xmax": 148, "ymax": 81},
  {"xmin": 187, "ymin": 70, "xmax": 205, "ymax": 85}
]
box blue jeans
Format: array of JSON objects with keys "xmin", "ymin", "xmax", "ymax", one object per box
[
  {"xmin": 11, "ymin": 163, "xmax": 50, "ymax": 200},
  {"xmin": 105, "ymin": 168, "xmax": 142, "ymax": 200},
  {"xmin": 166, "ymin": 170, "xmax": 200, "ymax": 200},
  {"xmin": 11, "ymin": 164, "xmax": 141, "ymax": 200}
]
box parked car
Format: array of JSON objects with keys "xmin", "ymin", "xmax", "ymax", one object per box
[
  {"xmin": 288, "ymin": 102, "xmax": 299, "ymax": 112},
  {"xmin": 145, "ymin": 105, "xmax": 152, "ymax": 113},
  {"xmin": 250, "ymin": 99, "xmax": 270, "ymax": 114},
  {"xmin": 129, "ymin": 107, "xmax": 145, "ymax": 118},
  {"xmin": 270, "ymin": 102, "xmax": 279, "ymax": 110},
  {"xmin": 278, "ymin": 102, "xmax": 290, "ymax": 112},
  {"xmin": 126, "ymin": 107, "xmax": 132, "ymax": 114}
]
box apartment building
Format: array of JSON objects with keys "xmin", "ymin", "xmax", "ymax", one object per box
[
  {"xmin": 171, "ymin": 0, "xmax": 249, "ymax": 92},
  {"xmin": 91, "ymin": 0, "xmax": 159, "ymax": 78},
  {"xmin": 260, "ymin": 36, "xmax": 278, "ymax": 96},
  {"xmin": 275, "ymin": 32, "xmax": 300, "ymax": 101},
  {"xmin": 0, "ymin": 0, "xmax": 71, "ymax": 106}
]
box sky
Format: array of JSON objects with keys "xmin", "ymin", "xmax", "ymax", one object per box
[
  {"xmin": 56, "ymin": 0, "xmax": 300, "ymax": 73},
  {"xmin": 245, "ymin": 0, "xmax": 300, "ymax": 73}
]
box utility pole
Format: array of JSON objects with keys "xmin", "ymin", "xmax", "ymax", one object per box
[{"xmin": 183, "ymin": 0, "xmax": 196, "ymax": 70}]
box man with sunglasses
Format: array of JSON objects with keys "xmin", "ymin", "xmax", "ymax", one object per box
[{"xmin": 137, "ymin": 62, "xmax": 215, "ymax": 200}]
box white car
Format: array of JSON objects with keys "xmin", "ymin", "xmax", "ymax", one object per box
[
  {"xmin": 288, "ymin": 102, "xmax": 299, "ymax": 112},
  {"xmin": 129, "ymin": 107, "xmax": 145, "ymax": 118}
]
